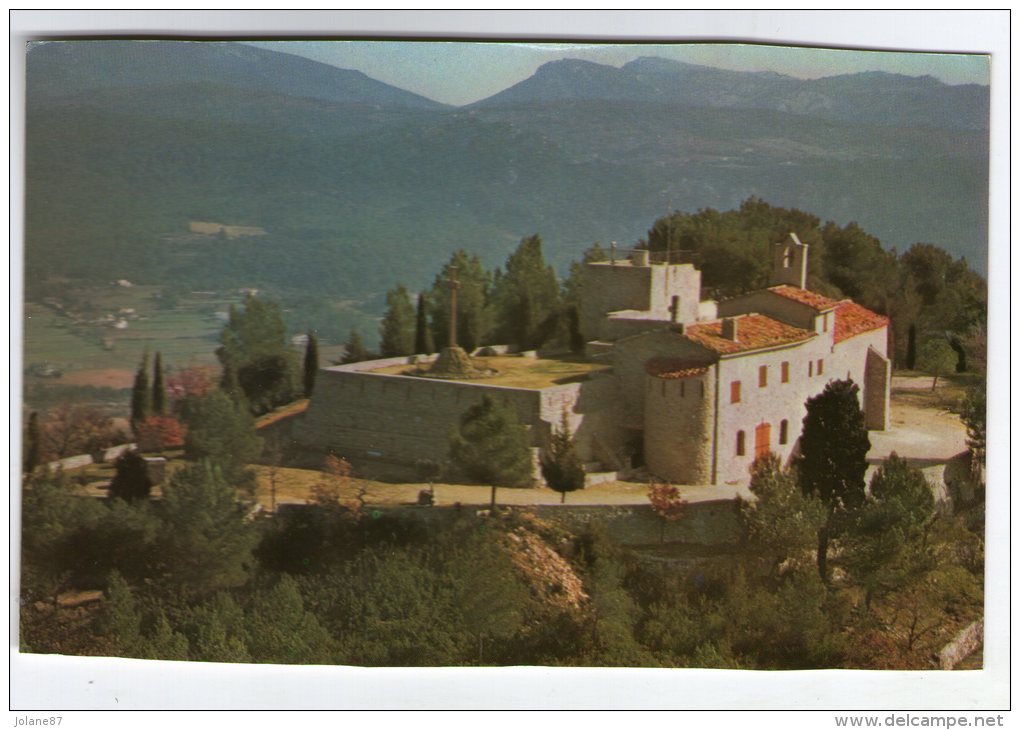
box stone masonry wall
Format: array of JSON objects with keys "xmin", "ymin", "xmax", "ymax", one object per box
[
  {"xmin": 295, "ymin": 367, "xmax": 546, "ymax": 471},
  {"xmin": 295, "ymin": 361, "xmax": 627, "ymax": 477},
  {"xmin": 644, "ymin": 369, "xmax": 716, "ymax": 484}
]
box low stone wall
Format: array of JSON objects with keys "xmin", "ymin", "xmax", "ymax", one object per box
[
  {"xmin": 938, "ymin": 619, "xmax": 983, "ymax": 670},
  {"xmin": 47, "ymin": 454, "xmax": 94, "ymax": 472}
]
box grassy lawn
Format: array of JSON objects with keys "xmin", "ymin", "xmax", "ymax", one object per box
[{"xmin": 369, "ymin": 353, "xmax": 610, "ymax": 390}]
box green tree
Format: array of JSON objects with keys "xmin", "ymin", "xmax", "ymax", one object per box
[
  {"xmin": 183, "ymin": 390, "xmax": 262, "ymax": 487},
  {"xmin": 797, "ymin": 379, "xmax": 871, "ymax": 582},
  {"xmin": 379, "ymin": 284, "xmax": 416, "ymax": 357},
  {"xmin": 414, "ymin": 292, "xmax": 435, "ymax": 355},
  {"xmin": 244, "ymin": 575, "xmax": 336, "ymax": 664},
  {"xmin": 490, "ymin": 234, "xmax": 561, "ymax": 349},
  {"xmin": 151, "ymin": 352, "xmax": 166, "ymax": 415},
  {"xmin": 96, "ymin": 570, "xmax": 143, "ymax": 656},
  {"xmin": 738, "ymin": 453, "xmax": 826, "ymax": 580},
  {"xmin": 217, "ymin": 295, "xmax": 298, "ymax": 414},
  {"xmin": 540, "ymin": 409, "xmax": 586, "ymax": 503},
  {"xmin": 450, "ymin": 395, "xmax": 533, "ymax": 506},
  {"xmin": 429, "ymin": 251, "xmax": 493, "ymax": 351},
  {"xmin": 156, "ymin": 461, "xmax": 259, "ymax": 599},
  {"xmin": 843, "ymin": 454, "xmax": 935, "ymax": 609},
  {"xmin": 302, "ymin": 330, "xmax": 319, "ymax": 397},
  {"xmin": 130, "ymin": 351, "xmax": 151, "ymax": 428},
  {"xmin": 916, "ymin": 337, "xmax": 957, "ymax": 390},
  {"xmin": 341, "ymin": 328, "xmax": 371, "ymax": 364},
  {"xmin": 108, "ymin": 449, "xmax": 154, "ymax": 503},
  {"xmin": 960, "ymin": 381, "xmax": 986, "ymax": 476}
]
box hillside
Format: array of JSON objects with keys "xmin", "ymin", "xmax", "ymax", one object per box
[{"xmin": 23, "ymin": 41, "xmax": 989, "ymax": 349}]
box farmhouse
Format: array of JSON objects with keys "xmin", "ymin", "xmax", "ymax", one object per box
[{"xmin": 295, "ymin": 234, "xmax": 890, "ymax": 487}]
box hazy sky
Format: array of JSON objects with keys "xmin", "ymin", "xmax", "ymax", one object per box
[{"xmin": 248, "ymin": 40, "xmax": 990, "ymax": 106}]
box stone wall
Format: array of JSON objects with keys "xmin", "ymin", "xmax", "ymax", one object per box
[
  {"xmin": 295, "ymin": 367, "xmax": 546, "ymax": 472},
  {"xmin": 295, "ymin": 360, "xmax": 627, "ymax": 477}
]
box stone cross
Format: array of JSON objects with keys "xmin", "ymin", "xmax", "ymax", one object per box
[{"xmin": 446, "ymin": 265, "xmax": 461, "ymax": 348}]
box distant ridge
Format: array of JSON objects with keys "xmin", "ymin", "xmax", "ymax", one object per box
[
  {"xmin": 27, "ymin": 40, "xmax": 449, "ymax": 110},
  {"xmin": 472, "ymin": 55, "xmax": 989, "ymax": 130}
]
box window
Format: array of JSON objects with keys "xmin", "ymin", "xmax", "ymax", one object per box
[
  {"xmin": 736, "ymin": 430, "xmax": 746, "ymax": 456},
  {"xmin": 809, "ymin": 360, "xmax": 814, "ymax": 377},
  {"xmin": 759, "ymin": 365, "xmax": 768, "ymax": 387},
  {"xmin": 822, "ymin": 313, "xmax": 829, "ymax": 332},
  {"xmin": 817, "ymin": 358, "xmax": 824, "ymax": 375},
  {"xmin": 779, "ymin": 419, "xmax": 789, "ymax": 445},
  {"xmin": 730, "ymin": 380, "xmax": 741, "ymax": 404},
  {"xmin": 781, "ymin": 361, "xmax": 790, "ymax": 383}
]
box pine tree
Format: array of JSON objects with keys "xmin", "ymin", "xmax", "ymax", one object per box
[
  {"xmin": 216, "ymin": 295, "xmax": 297, "ymax": 414},
  {"xmin": 540, "ymin": 409, "xmax": 586, "ymax": 503},
  {"xmin": 491, "ymin": 234, "xmax": 561, "ymax": 349},
  {"xmin": 157, "ymin": 461, "xmax": 259, "ymax": 599},
  {"xmin": 379, "ymin": 284, "xmax": 416, "ymax": 357},
  {"xmin": 303, "ymin": 331, "xmax": 319, "ymax": 397},
  {"xmin": 415, "ymin": 292, "xmax": 435, "ymax": 355},
  {"xmin": 130, "ymin": 352, "xmax": 151, "ymax": 428},
  {"xmin": 450, "ymin": 395, "xmax": 534, "ymax": 507},
  {"xmin": 797, "ymin": 379, "xmax": 871, "ymax": 582},
  {"xmin": 342, "ymin": 329, "xmax": 370, "ymax": 364},
  {"xmin": 151, "ymin": 352, "xmax": 166, "ymax": 415},
  {"xmin": 183, "ymin": 390, "xmax": 262, "ymax": 488}
]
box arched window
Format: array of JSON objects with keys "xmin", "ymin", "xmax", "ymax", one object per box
[
  {"xmin": 779, "ymin": 419, "xmax": 789, "ymax": 445},
  {"xmin": 736, "ymin": 430, "xmax": 746, "ymax": 456},
  {"xmin": 782, "ymin": 248, "xmax": 793, "ymax": 268}
]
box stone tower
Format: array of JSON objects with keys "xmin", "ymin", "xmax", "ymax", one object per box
[{"xmin": 771, "ymin": 232, "xmax": 809, "ymax": 289}]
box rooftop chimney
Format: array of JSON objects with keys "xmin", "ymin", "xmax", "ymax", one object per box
[{"xmin": 721, "ymin": 316, "xmax": 739, "ymax": 342}]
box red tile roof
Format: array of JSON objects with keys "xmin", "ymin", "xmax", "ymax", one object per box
[
  {"xmin": 645, "ymin": 357, "xmax": 711, "ymax": 379},
  {"xmin": 834, "ymin": 301, "xmax": 889, "ymax": 343},
  {"xmin": 683, "ymin": 314, "xmax": 814, "ymax": 355},
  {"xmin": 768, "ymin": 285, "xmax": 840, "ymax": 311}
]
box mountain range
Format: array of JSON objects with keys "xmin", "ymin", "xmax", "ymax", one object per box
[{"xmin": 23, "ymin": 41, "xmax": 989, "ymax": 336}]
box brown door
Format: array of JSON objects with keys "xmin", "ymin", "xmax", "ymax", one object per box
[{"xmin": 754, "ymin": 423, "xmax": 771, "ymax": 460}]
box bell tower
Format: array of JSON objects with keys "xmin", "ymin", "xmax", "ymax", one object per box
[{"xmin": 771, "ymin": 232, "xmax": 809, "ymax": 289}]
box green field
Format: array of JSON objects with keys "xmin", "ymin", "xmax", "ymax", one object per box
[{"xmin": 22, "ymin": 283, "xmax": 236, "ymax": 393}]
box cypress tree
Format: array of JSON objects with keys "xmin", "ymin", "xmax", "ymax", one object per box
[
  {"xmin": 151, "ymin": 352, "xmax": 166, "ymax": 415},
  {"xmin": 415, "ymin": 292, "xmax": 434, "ymax": 355},
  {"xmin": 303, "ymin": 331, "xmax": 319, "ymax": 397},
  {"xmin": 24, "ymin": 411, "xmax": 41, "ymax": 474},
  {"xmin": 906, "ymin": 324, "xmax": 918, "ymax": 370},
  {"xmin": 130, "ymin": 352, "xmax": 151, "ymax": 428},
  {"xmin": 797, "ymin": 379, "xmax": 871, "ymax": 583}
]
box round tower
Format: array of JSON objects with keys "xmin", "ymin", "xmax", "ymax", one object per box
[{"xmin": 643, "ymin": 359, "xmax": 715, "ymax": 484}]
